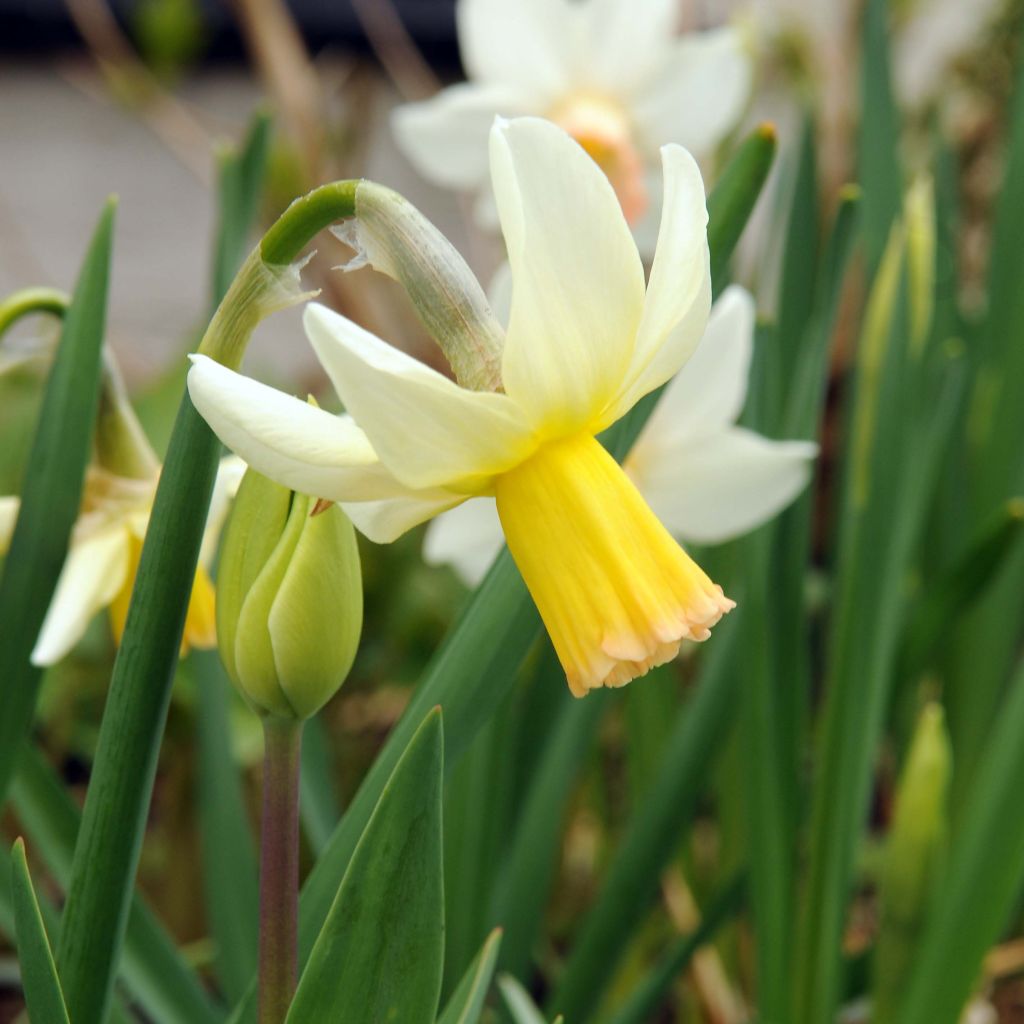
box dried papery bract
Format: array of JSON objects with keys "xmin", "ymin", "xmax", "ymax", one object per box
[{"xmin": 333, "ymin": 182, "xmax": 505, "ymax": 391}]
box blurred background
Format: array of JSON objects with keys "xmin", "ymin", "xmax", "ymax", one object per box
[{"xmin": 4, "ymin": 1, "xmax": 1024, "ymax": 1021}]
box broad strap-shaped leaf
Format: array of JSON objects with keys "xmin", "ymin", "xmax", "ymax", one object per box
[
  {"xmin": 437, "ymin": 928, "xmax": 502, "ymax": 1024},
  {"xmin": 287, "ymin": 709, "xmax": 445, "ymax": 1024},
  {"xmin": 0, "ymin": 199, "xmax": 115, "ymax": 804},
  {"xmin": 11, "ymin": 839, "xmax": 71, "ymax": 1024}
]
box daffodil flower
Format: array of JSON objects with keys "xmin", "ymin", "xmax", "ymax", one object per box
[
  {"xmin": 392, "ymin": 0, "xmax": 751, "ymax": 225},
  {"xmin": 424, "ymin": 285, "xmax": 817, "ymax": 587},
  {"xmin": 0, "ymin": 447, "xmax": 243, "ymax": 668},
  {"xmin": 188, "ymin": 116, "xmax": 732, "ymax": 696}
]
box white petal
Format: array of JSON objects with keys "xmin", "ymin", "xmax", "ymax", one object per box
[
  {"xmin": 895, "ymin": 0, "xmax": 1000, "ymax": 107},
  {"xmin": 343, "ymin": 489, "xmax": 466, "ymax": 545},
  {"xmin": 639, "ymin": 427, "xmax": 817, "ymax": 544},
  {"xmin": 0, "ymin": 495, "xmax": 20, "ymax": 553},
  {"xmin": 486, "ymin": 260, "xmax": 513, "ymax": 330},
  {"xmin": 490, "ymin": 117, "xmax": 645, "ymax": 433},
  {"xmin": 457, "ymin": 0, "xmax": 577, "ymax": 99},
  {"xmin": 188, "ymin": 355, "xmax": 405, "ymax": 503},
  {"xmin": 632, "ymin": 286, "xmax": 754, "ymax": 461},
  {"xmin": 602, "ymin": 144, "xmax": 711, "ymax": 425},
  {"xmin": 391, "ymin": 83, "xmax": 533, "ymax": 191},
  {"xmin": 304, "ymin": 304, "xmax": 534, "ymax": 491},
  {"xmin": 422, "ymin": 496, "xmax": 504, "ymax": 587},
  {"xmin": 31, "ymin": 528, "xmax": 130, "ymax": 666},
  {"xmin": 632, "ymin": 28, "xmax": 753, "ymax": 156},
  {"xmin": 574, "ymin": 0, "xmax": 679, "ymax": 94},
  {"xmin": 199, "ymin": 455, "xmax": 246, "ymax": 569}
]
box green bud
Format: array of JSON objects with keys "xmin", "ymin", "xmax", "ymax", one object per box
[
  {"xmin": 904, "ymin": 175, "xmax": 936, "ymax": 356},
  {"xmin": 217, "ymin": 468, "xmax": 363, "ymax": 720},
  {"xmin": 872, "ymin": 702, "xmax": 952, "ymax": 1024}
]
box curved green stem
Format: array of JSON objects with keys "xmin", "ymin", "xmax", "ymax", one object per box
[
  {"xmin": 0, "ymin": 287, "xmax": 69, "ymax": 337},
  {"xmin": 260, "ymin": 181, "xmax": 359, "ymax": 266}
]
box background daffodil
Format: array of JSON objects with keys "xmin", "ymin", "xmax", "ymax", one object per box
[
  {"xmin": 0, "ymin": 440, "xmax": 243, "ymax": 668},
  {"xmin": 424, "ymin": 285, "xmax": 818, "ymax": 587},
  {"xmin": 188, "ymin": 116, "xmax": 734, "ymax": 695},
  {"xmin": 392, "ymin": 0, "xmax": 751, "ymax": 226}
]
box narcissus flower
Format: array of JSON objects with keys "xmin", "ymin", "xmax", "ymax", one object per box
[
  {"xmin": 0, "ymin": 438, "xmax": 243, "ymax": 667},
  {"xmin": 425, "ymin": 286, "xmax": 817, "ymax": 587},
  {"xmin": 188, "ymin": 117, "xmax": 732, "ymax": 696},
  {"xmin": 392, "ymin": 0, "xmax": 751, "ymax": 224}
]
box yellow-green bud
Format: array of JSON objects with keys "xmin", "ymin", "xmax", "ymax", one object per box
[
  {"xmin": 872, "ymin": 702, "xmax": 951, "ymax": 1024},
  {"xmin": 216, "ymin": 468, "xmax": 362, "ymax": 720}
]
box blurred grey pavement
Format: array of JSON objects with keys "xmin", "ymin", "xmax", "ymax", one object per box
[{"xmin": 0, "ymin": 58, "xmax": 489, "ymax": 390}]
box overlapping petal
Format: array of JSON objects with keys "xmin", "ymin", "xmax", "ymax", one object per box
[
  {"xmin": 304, "ymin": 304, "xmax": 535, "ymax": 491},
  {"xmin": 632, "ymin": 28, "xmax": 752, "ymax": 154},
  {"xmin": 343, "ymin": 488, "xmax": 467, "ymax": 546},
  {"xmin": 601, "ymin": 144, "xmax": 711, "ymax": 425},
  {"xmin": 634, "ymin": 285, "xmax": 754, "ymax": 456},
  {"xmin": 31, "ymin": 527, "xmax": 130, "ymax": 666},
  {"xmin": 392, "ymin": 82, "xmax": 531, "ymax": 190},
  {"xmin": 188, "ymin": 355, "xmax": 401, "ymax": 503},
  {"xmin": 423, "ymin": 496, "xmax": 504, "ymax": 586},
  {"xmin": 490, "ymin": 117, "xmax": 646, "ymax": 434},
  {"xmin": 457, "ymin": 0, "xmax": 577, "ymax": 100},
  {"xmin": 574, "ymin": 0, "xmax": 679, "ymax": 94},
  {"xmin": 199, "ymin": 456, "xmax": 247, "ymax": 570},
  {"xmin": 640, "ymin": 428, "xmax": 817, "ymax": 544}
]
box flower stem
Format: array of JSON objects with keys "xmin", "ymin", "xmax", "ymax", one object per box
[
  {"xmin": 258, "ymin": 717, "xmax": 303, "ymax": 1024},
  {"xmin": 0, "ymin": 286, "xmax": 69, "ymax": 337}
]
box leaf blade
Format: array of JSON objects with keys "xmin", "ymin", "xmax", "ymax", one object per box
[{"xmin": 286, "ymin": 709, "xmax": 446, "ymax": 1024}]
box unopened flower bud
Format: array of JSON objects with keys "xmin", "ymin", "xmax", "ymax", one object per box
[
  {"xmin": 872, "ymin": 702, "xmax": 951, "ymax": 1024},
  {"xmin": 332, "ymin": 181, "xmax": 504, "ymax": 392},
  {"xmin": 904, "ymin": 175, "xmax": 936, "ymax": 354},
  {"xmin": 217, "ymin": 467, "xmax": 363, "ymax": 720}
]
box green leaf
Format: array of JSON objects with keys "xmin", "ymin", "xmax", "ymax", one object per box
[
  {"xmin": 212, "ymin": 111, "xmax": 272, "ymax": 306},
  {"xmin": 286, "ymin": 709, "xmax": 445, "ymax": 1024},
  {"xmin": 437, "ymin": 928, "xmax": 503, "ymax": 1024},
  {"xmin": 795, "ymin": 241, "xmax": 967, "ymax": 1023},
  {"xmin": 10, "ymin": 745, "xmax": 223, "ymax": 1024},
  {"xmin": 489, "ymin": 670, "xmax": 610, "ymax": 980},
  {"xmin": 900, "ymin": 499, "xmax": 1024, "ymax": 681},
  {"xmin": 858, "ymin": 0, "xmax": 902, "ymax": 270},
  {"xmin": 547, "ymin": 618, "xmax": 743, "ymax": 1021},
  {"xmin": 605, "ymin": 874, "xmax": 745, "ymax": 1024},
  {"xmin": 898, "ymin": 662, "xmax": 1024, "ymax": 1024},
  {"xmin": 0, "ymin": 199, "xmax": 115, "ymax": 804},
  {"xmin": 444, "ymin": 688, "xmax": 521, "ymax": 996},
  {"xmin": 193, "ymin": 650, "xmax": 260, "ymax": 1005},
  {"xmin": 299, "ymin": 713, "xmax": 342, "ymax": 856},
  {"xmin": 55, "ymin": 395, "xmax": 225, "ymax": 1024},
  {"xmin": 708, "ymin": 123, "xmax": 778, "ymax": 294},
  {"xmin": 11, "ymin": 839, "xmax": 70, "ymax": 1024}
]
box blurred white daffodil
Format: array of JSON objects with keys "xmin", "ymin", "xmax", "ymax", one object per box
[
  {"xmin": 188, "ymin": 117, "xmax": 733, "ymax": 697},
  {"xmin": 392, "ymin": 0, "xmax": 751, "ymax": 225},
  {"xmin": 0, "ymin": 411, "xmax": 243, "ymax": 668},
  {"xmin": 424, "ymin": 285, "xmax": 817, "ymax": 587}
]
